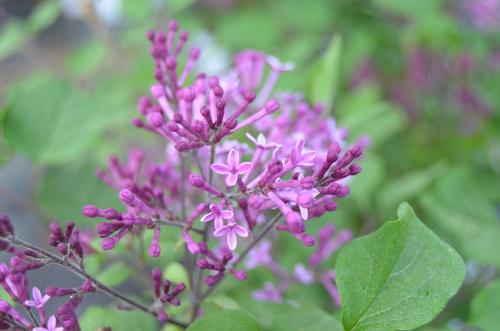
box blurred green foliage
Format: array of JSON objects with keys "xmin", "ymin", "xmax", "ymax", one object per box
[{"xmin": 0, "ymin": 0, "xmax": 499, "ymax": 330}]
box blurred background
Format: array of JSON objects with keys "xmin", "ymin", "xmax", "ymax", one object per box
[{"xmin": 0, "ymin": 0, "xmax": 499, "ymax": 330}]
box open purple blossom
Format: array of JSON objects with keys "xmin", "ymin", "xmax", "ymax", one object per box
[
  {"xmin": 214, "ymin": 220, "xmax": 249, "ymax": 250},
  {"xmin": 211, "ymin": 149, "xmax": 253, "ymax": 186},
  {"xmin": 33, "ymin": 315, "xmax": 64, "ymax": 331},
  {"xmin": 201, "ymin": 203, "xmax": 234, "ymax": 230},
  {"xmin": 24, "ymin": 287, "xmax": 51, "ymax": 309}
]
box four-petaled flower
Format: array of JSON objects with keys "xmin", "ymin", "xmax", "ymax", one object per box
[
  {"xmin": 290, "ymin": 139, "xmax": 316, "ymax": 167},
  {"xmin": 201, "ymin": 203, "xmax": 234, "ymax": 230},
  {"xmin": 33, "ymin": 315, "xmax": 64, "ymax": 331},
  {"xmin": 211, "ymin": 149, "xmax": 252, "ymax": 186},
  {"xmin": 246, "ymin": 133, "xmax": 281, "ymax": 150},
  {"xmin": 24, "ymin": 287, "xmax": 50, "ymax": 309},
  {"xmin": 214, "ymin": 220, "xmax": 249, "ymax": 250}
]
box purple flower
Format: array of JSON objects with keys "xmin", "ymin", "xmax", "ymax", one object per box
[
  {"xmin": 252, "ymin": 282, "xmax": 283, "ymax": 303},
  {"xmin": 246, "ymin": 133, "xmax": 281, "ymax": 150},
  {"xmin": 293, "ymin": 264, "xmax": 314, "ymax": 284},
  {"xmin": 211, "ymin": 149, "xmax": 252, "ymax": 186},
  {"xmin": 290, "ymin": 139, "xmax": 316, "ymax": 167},
  {"xmin": 33, "ymin": 315, "xmax": 64, "ymax": 331},
  {"xmin": 245, "ymin": 240, "xmax": 272, "ymax": 269},
  {"xmin": 201, "ymin": 203, "xmax": 234, "ymax": 230},
  {"xmin": 24, "ymin": 287, "xmax": 50, "ymax": 309},
  {"xmin": 213, "ymin": 220, "xmax": 249, "ymax": 250}
]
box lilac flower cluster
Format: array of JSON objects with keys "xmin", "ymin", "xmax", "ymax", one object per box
[
  {"xmin": 0, "ymin": 214, "xmax": 95, "ymax": 331},
  {"xmin": 248, "ymin": 224, "xmax": 351, "ymax": 305},
  {"xmin": 77, "ymin": 21, "xmax": 364, "ymax": 319},
  {"xmin": 3, "ymin": 19, "xmax": 365, "ymax": 327}
]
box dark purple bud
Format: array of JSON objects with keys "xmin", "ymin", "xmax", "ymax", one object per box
[
  {"xmin": 146, "ymin": 30, "xmax": 155, "ymax": 41},
  {"xmin": 57, "ymin": 243, "xmax": 68, "ymax": 255},
  {"xmin": 230, "ymin": 269, "xmax": 247, "ymax": 281},
  {"xmin": 81, "ymin": 280, "xmax": 96, "ymax": 293},
  {"xmin": 0, "ymin": 214, "xmax": 14, "ymax": 238},
  {"xmin": 101, "ymin": 238, "xmax": 117, "ymax": 251},
  {"xmin": 65, "ymin": 222, "xmax": 75, "ymax": 239},
  {"xmin": 0, "ymin": 239, "xmax": 10, "ymax": 251},
  {"xmin": 171, "ymin": 283, "xmax": 186, "ymax": 296},
  {"xmin": 197, "ymin": 259, "xmax": 211, "ymax": 269},
  {"xmin": 152, "ymin": 268, "xmax": 162, "ymax": 298}
]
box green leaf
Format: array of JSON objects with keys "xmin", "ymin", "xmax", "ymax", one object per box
[
  {"xmin": 306, "ymin": 36, "xmax": 342, "ymax": 111},
  {"xmin": 80, "ymin": 306, "xmax": 157, "ymax": 331},
  {"xmin": 96, "ymin": 262, "xmax": 131, "ymax": 287},
  {"xmin": 336, "ymin": 203, "xmax": 465, "ymax": 331},
  {"xmin": 36, "ymin": 163, "xmax": 120, "ymax": 225},
  {"xmin": 3, "ymin": 75, "xmax": 117, "ymax": 164},
  {"xmin": 468, "ymin": 280, "xmax": 500, "ymax": 331},
  {"xmin": 0, "ymin": 21, "xmax": 28, "ymax": 60},
  {"xmin": 66, "ymin": 41, "xmax": 107, "ymax": 77},
  {"xmin": 28, "ymin": 0, "xmax": 61, "ymax": 33},
  {"xmin": 187, "ymin": 310, "xmax": 262, "ymax": 331},
  {"xmin": 269, "ymin": 308, "xmax": 343, "ymax": 331}
]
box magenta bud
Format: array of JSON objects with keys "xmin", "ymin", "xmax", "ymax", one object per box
[
  {"xmin": 297, "ymin": 194, "xmax": 314, "ymax": 208},
  {"xmin": 149, "ymin": 243, "xmax": 161, "ymax": 257},
  {"xmin": 147, "ymin": 112, "xmax": 164, "ymax": 127},
  {"xmin": 132, "ymin": 118, "xmax": 144, "ymax": 127},
  {"xmin": 180, "ymin": 31, "xmax": 189, "ymax": 41},
  {"xmin": 81, "ymin": 280, "xmax": 96, "ymax": 293},
  {"xmin": 349, "ymin": 164, "xmax": 362, "ymax": 175},
  {"xmin": 82, "ymin": 205, "xmax": 99, "ymax": 218},
  {"xmin": 300, "ymin": 233, "xmax": 315, "ymax": 246},
  {"xmin": 172, "ymin": 283, "xmax": 186, "ymax": 296},
  {"xmin": 0, "ymin": 239, "xmax": 10, "ymax": 251},
  {"xmin": 189, "ymin": 174, "xmax": 204, "ymax": 188},
  {"xmin": 324, "ymin": 201, "xmax": 337, "ymax": 212},
  {"xmin": 243, "ymin": 90, "xmax": 256, "ymax": 102},
  {"xmin": 57, "ymin": 243, "xmax": 68, "ymax": 255},
  {"xmin": 146, "ymin": 30, "xmax": 155, "ymax": 41},
  {"xmin": 166, "ymin": 56, "xmax": 177, "ymax": 70},
  {"xmin": 301, "ymin": 176, "xmax": 315, "ymax": 189},
  {"xmin": 101, "ymin": 238, "xmax": 117, "ymax": 251},
  {"xmin": 0, "ymin": 214, "xmax": 14, "ymax": 238},
  {"xmin": 264, "ymin": 99, "xmax": 280, "ymax": 113},
  {"xmin": 350, "ymin": 144, "xmax": 363, "ymax": 158},
  {"xmin": 119, "ymin": 189, "xmax": 135, "ymax": 205},
  {"xmin": 190, "ymin": 48, "xmax": 201, "ymax": 60},
  {"xmin": 168, "ymin": 20, "xmax": 179, "ymax": 31},
  {"xmin": 197, "ymin": 259, "xmax": 210, "ymax": 269},
  {"xmin": 230, "ymin": 269, "xmax": 247, "ymax": 281}
]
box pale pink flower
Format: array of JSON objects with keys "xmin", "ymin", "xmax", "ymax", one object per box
[{"xmin": 211, "ymin": 149, "xmax": 252, "ymax": 186}]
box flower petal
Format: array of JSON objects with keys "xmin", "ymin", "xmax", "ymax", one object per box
[
  {"xmin": 225, "ymin": 173, "xmax": 238, "ymax": 186},
  {"xmin": 200, "ymin": 212, "xmax": 215, "ymax": 223},
  {"xmin": 24, "ymin": 300, "xmax": 36, "ymax": 307},
  {"xmin": 33, "ymin": 328, "xmax": 47, "ymax": 331},
  {"xmin": 227, "ymin": 231, "xmax": 238, "ymax": 250},
  {"xmin": 227, "ymin": 149, "xmax": 240, "ymax": 169},
  {"xmin": 299, "ymin": 206, "xmax": 309, "ymax": 221},
  {"xmin": 221, "ymin": 210, "xmax": 234, "ymax": 219},
  {"xmin": 237, "ymin": 162, "xmax": 253, "ymax": 174},
  {"xmin": 234, "ymin": 225, "xmax": 249, "ymax": 237},
  {"xmin": 245, "ymin": 132, "xmax": 258, "ymax": 145},
  {"xmin": 214, "ymin": 226, "xmax": 229, "ymax": 237},
  {"xmin": 211, "ymin": 163, "xmax": 230, "ymax": 174},
  {"xmin": 47, "ymin": 316, "xmax": 57, "ymax": 330},
  {"xmin": 32, "ymin": 287, "xmax": 42, "ymax": 302},
  {"xmin": 214, "ymin": 216, "xmax": 225, "ymax": 230}
]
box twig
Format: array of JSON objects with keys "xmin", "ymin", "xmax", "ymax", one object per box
[{"xmin": 7, "ymin": 237, "xmax": 189, "ymax": 329}]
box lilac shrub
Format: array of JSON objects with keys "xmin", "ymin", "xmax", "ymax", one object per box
[{"xmin": 0, "ymin": 20, "xmax": 364, "ymax": 329}]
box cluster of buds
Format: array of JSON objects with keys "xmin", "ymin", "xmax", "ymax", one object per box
[
  {"xmin": 151, "ymin": 268, "xmax": 186, "ymax": 321},
  {"xmin": 49, "ymin": 222, "xmax": 83, "ymax": 260},
  {"xmin": 0, "ymin": 215, "xmax": 93, "ymax": 331}
]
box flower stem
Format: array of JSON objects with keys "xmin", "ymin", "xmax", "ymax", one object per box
[{"xmin": 8, "ymin": 236, "xmax": 189, "ymax": 329}]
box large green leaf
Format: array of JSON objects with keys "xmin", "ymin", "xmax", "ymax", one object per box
[
  {"xmin": 269, "ymin": 308, "xmax": 343, "ymax": 331},
  {"xmin": 3, "ymin": 75, "xmax": 120, "ymax": 164},
  {"xmin": 336, "ymin": 203, "xmax": 465, "ymax": 331},
  {"xmin": 187, "ymin": 310, "xmax": 261, "ymax": 331},
  {"xmin": 468, "ymin": 280, "xmax": 500, "ymax": 331},
  {"xmin": 306, "ymin": 36, "xmax": 342, "ymax": 111},
  {"xmin": 28, "ymin": 0, "xmax": 61, "ymax": 33},
  {"xmin": 96, "ymin": 262, "xmax": 132, "ymax": 287},
  {"xmin": 80, "ymin": 306, "xmax": 157, "ymax": 331},
  {"xmin": 36, "ymin": 164, "xmax": 120, "ymax": 225},
  {"xmin": 0, "ymin": 21, "xmax": 28, "ymax": 60}
]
